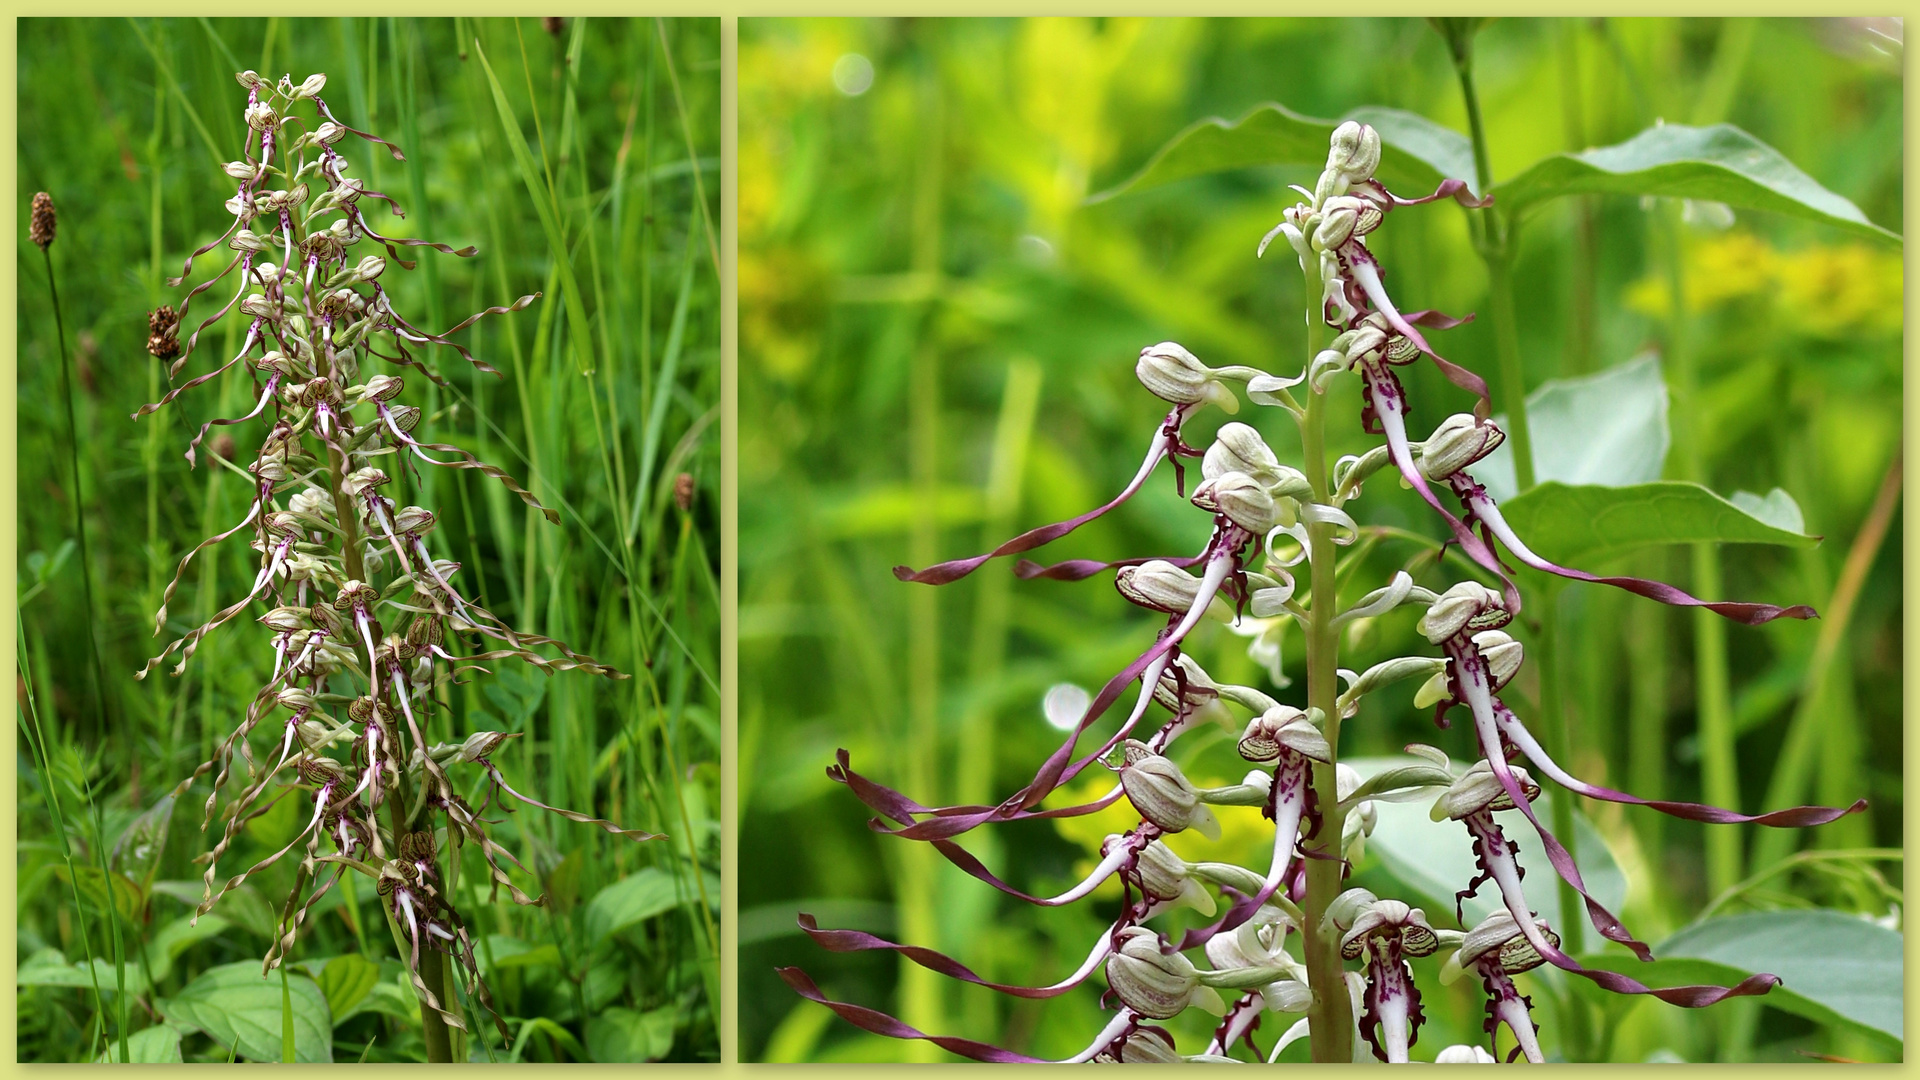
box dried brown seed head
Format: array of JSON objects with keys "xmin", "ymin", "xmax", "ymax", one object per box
[{"xmin": 29, "ymin": 192, "xmax": 55, "ymax": 250}]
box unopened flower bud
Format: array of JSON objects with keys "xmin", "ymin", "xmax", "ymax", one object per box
[
  {"xmin": 1098, "ymin": 1022, "xmax": 1182, "ymax": 1060},
  {"xmin": 1152, "ymin": 654, "xmax": 1218, "ymax": 714},
  {"xmin": 289, "ymin": 487, "xmax": 335, "ymax": 519},
  {"xmin": 295, "ymin": 73, "xmax": 328, "ymax": 99},
  {"xmin": 1105, "ymin": 926, "xmax": 1227, "ymax": 1020},
  {"xmin": 235, "ymin": 70, "xmax": 264, "ymax": 89},
  {"xmin": 223, "ymin": 160, "xmax": 258, "ymax": 181},
  {"xmin": 1135, "ymin": 838, "xmax": 1216, "ymax": 915},
  {"xmin": 1115, "ymin": 560, "xmax": 1229, "ymax": 619},
  {"xmin": 1419, "ymin": 413, "xmax": 1506, "ymax": 480},
  {"xmin": 240, "ymin": 295, "xmax": 280, "ymax": 320},
  {"xmin": 260, "ymin": 606, "xmax": 311, "ymax": 633},
  {"xmin": 296, "ymin": 719, "xmax": 337, "ymax": 751},
  {"xmin": 1472, "ymin": 629, "xmax": 1524, "ymax": 691},
  {"xmin": 1326, "ymin": 121, "xmax": 1382, "ymax": 183},
  {"xmin": 1136, "ymin": 342, "xmax": 1239, "ymax": 414},
  {"xmin": 394, "ymin": 506, "xmax": 435, "ymax": 534},
  {"xmin": 1418, "ymin": 581, "xmax": 1508, "ymax": 643},
  {"xmin": 275, "ymin": 686, "xmax": 317, "ymax": 712},
  {"xmin": 1119, "ymin": 740, "xmax": 1220, "ymax": 840},
  {"xmin": 1436, "ymin": 1045, "xmax": 1499, "ymax": 1063},
  {"xmin": 1191, "ymin": 472, "xmax": 1279, "ymax": 533},
  {"xmin": 456, "ymin": 730, "xmax": 519, "ymax": 764},
  {"xmin": 1202, "ymin": 422, "xmax": 1283, "ymax": 485}
]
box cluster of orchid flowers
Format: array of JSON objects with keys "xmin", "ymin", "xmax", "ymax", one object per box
[
  {"xmin": 780, "ymin": 123, "xmax": 1864, "ymax": 1062},
  {"xmin": 136, "ymin": 72, "xmax": 657, "ymax": 1045}
]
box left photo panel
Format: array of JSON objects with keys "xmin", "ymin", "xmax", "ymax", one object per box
[{"xmin": 18, "ymin": 17, "xmax": 720, "ymax": 1062}]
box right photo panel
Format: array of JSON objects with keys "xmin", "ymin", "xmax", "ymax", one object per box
[{"xmin": 738, "ymin": 17, "xmax": 1903, "ymax": 1065}]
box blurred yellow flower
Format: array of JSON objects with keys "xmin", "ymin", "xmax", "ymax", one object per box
[{"xmin": 1625, "ymin": 231, "xmax": 1901, "ymax": 338}]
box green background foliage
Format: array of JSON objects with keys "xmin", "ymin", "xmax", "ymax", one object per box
[
  {"xmin": 739, "ymin": 17, "xmax": 1900, "ymax": 1063},
  {"xmin": 17, "ymin": 17, "xmax": 719, "ymax": 1062}
]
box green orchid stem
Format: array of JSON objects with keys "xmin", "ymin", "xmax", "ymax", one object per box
[
  {"xmin": 1442, "ymin": 30, "xmax": 1538, "ymax": 492},
  {"xmin": 1484, "ymin": 253, "xmax": 1536, "ymax": 491},
  {"xmin": 1537, "ymin": 586, "xmax": 1593, "ymax": 1061},
  {"xmin": 1298, "ymin": 263, "xmax": 1354, "ymax": 1065},
  {"xmin": 1655, "ymin": 203, "xmax": 1742, "ymax": 895}
]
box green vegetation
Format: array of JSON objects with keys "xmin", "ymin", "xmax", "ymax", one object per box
[
  {"xmin": 18, "ymin": 16, "xmax": 718, "ymax": 1062},
  {"xmin": 739, "ymin": 17, "xmax": 1900, "ymax": 1063}
]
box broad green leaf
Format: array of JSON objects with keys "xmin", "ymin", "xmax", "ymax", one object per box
[
  {"xmin": 484, "ymin": 935, "xmax": 563, "ymax": 971},
  {"xmin": 1475, "ymin": 353, "xmax": 1668, "ymax": 503},
  {"xmin": 160, "ymin": 960, "xmax": 333, "ymax": 1063},
  {"xmin": 1730, "ymin": 487, "xmax": 1807, "ymax": 535},
  {"xmin": 16, "ymin": 947, "xmax": 149, "ymax": 996},
  {"xmin": 141, "ymin": 914, "xmax": 230, "ymax": 985},
  {"xmin": 585, "ymin": 866, "xmax": 720, "ymax": 944},
  {"xmin": 1580, "ymin": 909, "xmax": 1901, "ymax": 1045},
  {"xmin": 152, "ymin": 878, "xmax": 278, "ymax": 939},
  {"xmin": 95, "ymin": 1024, "xmax": 183, "ymax": 1063},
  {"xmin": 314, "ymin": 954, "xmax": 379, "ymax": 1025},
  {"xmin": 1091, "ymin": 104, "xmax": 1475, "ymax": 203},
  {"xmin": 1349, "ymin": 757, "xmax": 1626, "ymax": 928},
  {"xmin": 586, "ymin": 1005, "xmax": 678, "ymax": 1062},
  {"xmin": 1495, "ymin": 123, "xmax": 1899, "ymax": 243},
  {"xmin": 52, "ymin": 863, "xmax": 144, "ymax": 926},
  {"xmin": 1495, "ymin": 481, "xmax": 1818, "ymax": 568}
]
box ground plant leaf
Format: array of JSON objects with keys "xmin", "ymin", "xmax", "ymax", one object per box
[
  {"xmin": 585, "ymin": 866, "xmax": 721, "ymax": 944},
  {"xmin": 1475, "ymin": 353, "xmax": 1668, "ymax": 502},
  {"xmin": 94, "ymin": 1024, "xmax": 183, "ymax": 1063},
  {"xmin": 1494, "ymin": 123, "xmax": 1900, "ymax": 243},
  {"xmin": 314, "ymin": 954, "xmax": 380, "ymax": 1025},
  {"xmin": 1495, "ymin": 481, "xmax": 1819, "ymax": 568},
  {"xmin": 587, "ymin": 1005, "xmax": 680, "ymax": 1062},
  {"xmin": 159, "ymin": 961, "xmax": 332, "ymax": 1063},
  {"xmin": 1579, "ymin": 909, "xmax": 1902, "ymax": 1045},
  {"xmin": 1092, "ymin": 103, "xmax": 1475, "ymax": 202}
]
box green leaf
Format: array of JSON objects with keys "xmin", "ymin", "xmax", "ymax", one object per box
[
  {"xmin": 1495, "ymin": 480, "xmax": 1819, "ymax": 568},
  {"xmin": 1729, "ymin": 487, "xmax": 1807, "ymax": 535},
  {"xmin": 16, "ymin": 947, "xmax": 149, "ymax": 996},
  {"xmin": 474, "ymin": 38, "xmax": 600, "ymax": 395},
  {"xmin": 95, "ymin": 1024, "xmax": 183, "ymax": 1063},
  {"xmin": 1091, "ymin": 104, "xmax": 1475, "ymax": 203},
  {"xmin": 314, "ymin": 954, "xmax": 380, "ymax": 1025},
  {"xmin": 1348, "ymin": 757, "xmax": 1625, "ymax": 928},
  {"xmin": 141, "ymin": 914, "xmax": 230, "ymax": 985},
  {"xmin": 585, "ymin": 866, "xmax": 720, "ymax": 944},
  {"xmin": 1475, "ymin": 353, "xmax": 1668, "ymax": 503},
  {"xmin": 1580, "ymin": 909, "xmax": 1901, "ymax": 1045},
  {"xmin": 1494, "ymin": 123, "xmax": 1899, "ymax": 243},
  {"xmin": 586, "ymin": 1005, "xmax": 678, "ymax": 1062},
  {"xmin": 160, "ymin": 961, "xmax": 333, "ymax": 1063}
]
